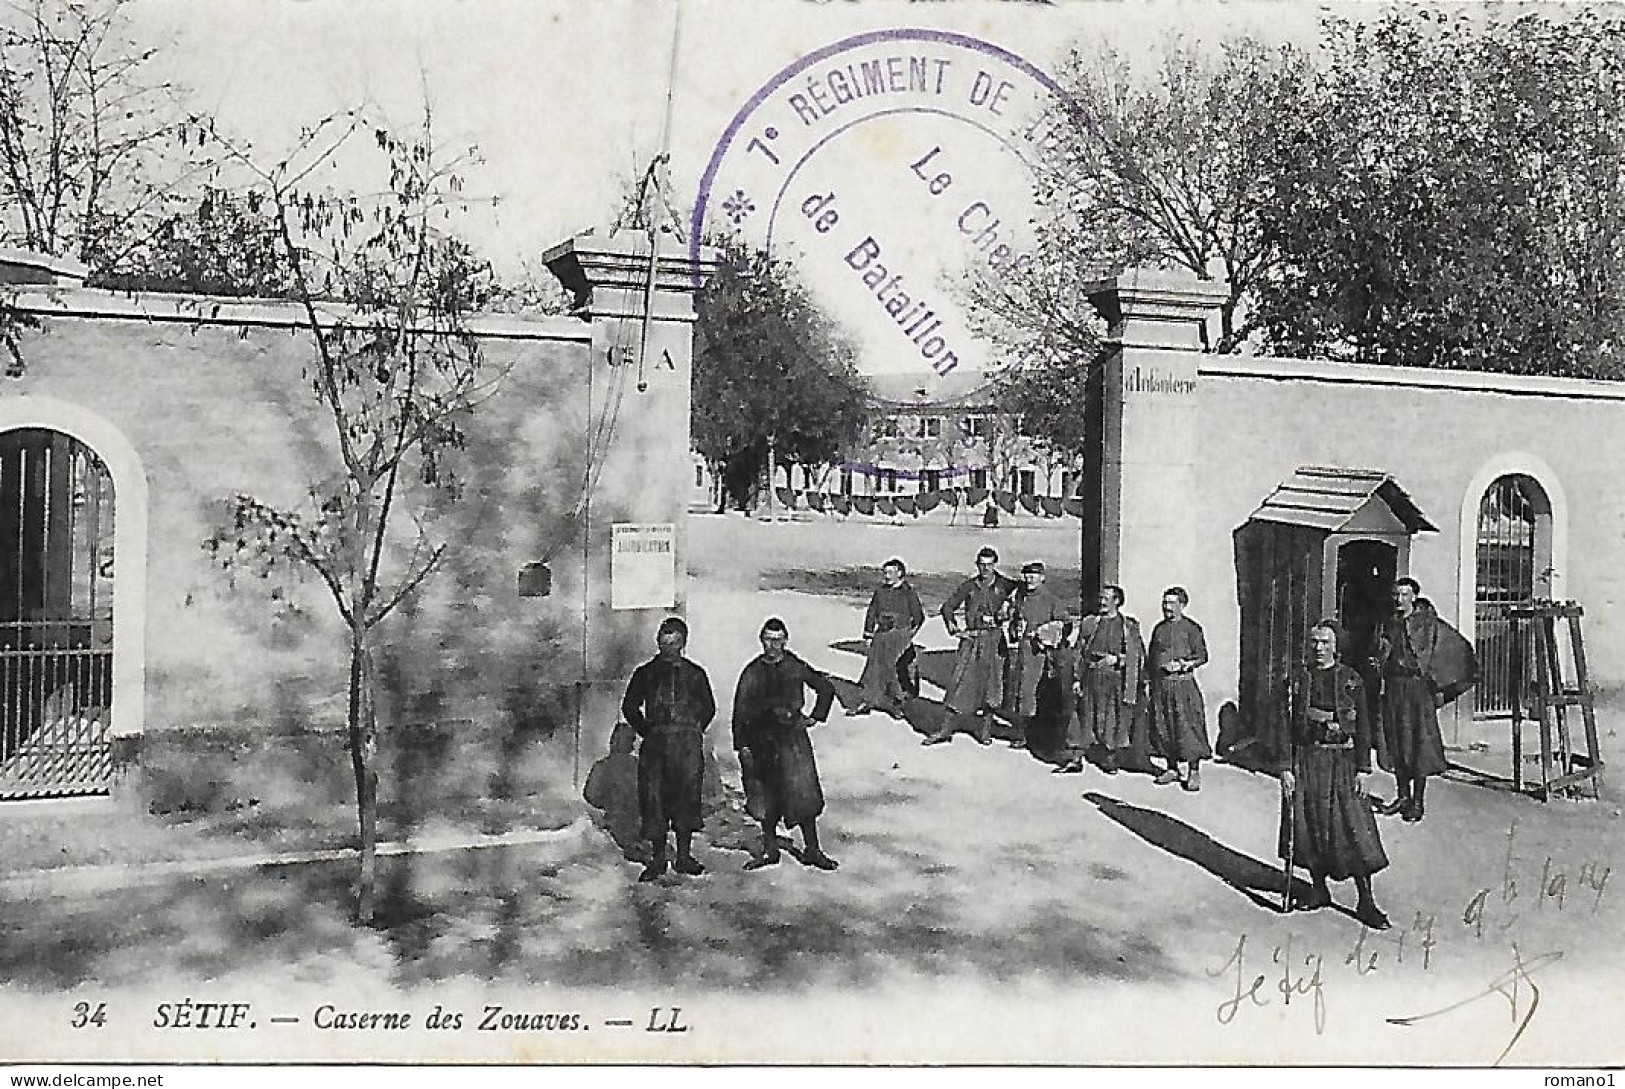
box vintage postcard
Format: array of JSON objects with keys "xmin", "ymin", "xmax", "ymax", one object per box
[{"xmin": 0, "ymin": 0, "xmax": 1621, "ymax": 1071}]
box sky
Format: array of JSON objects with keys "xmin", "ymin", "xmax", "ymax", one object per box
[{"xmin": 128, "ymin": 0, "xmax": 1333, "ymax": 376}]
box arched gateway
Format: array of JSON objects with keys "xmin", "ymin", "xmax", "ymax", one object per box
[
  {"xmin": 1471, "ymin": 473, "xmax": 1555, "ymax": 718},
  {"xmin": 0, "ymin": 398, "xmax": 146, "ymax": 799}
]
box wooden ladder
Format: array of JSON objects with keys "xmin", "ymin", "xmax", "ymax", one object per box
[{"xmin": 1507, "ymin": 600, "xmax": 1605, "ymax": 801}]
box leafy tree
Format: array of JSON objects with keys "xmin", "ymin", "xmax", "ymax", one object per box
[
  {"xmin": 992, "ymin": 357, "xmax": 1085, "ymax": 473},
  {"xmin": 0, "ymin": 0, "xmax": 214, "ymax": 278},
  {"xmin": 964, "ymin": 33, "xmax": 1312, "ymax": 510},
  {"xmin": 1256, "ymin": 7, "xmax": 1625, "ymax": 376},
  {"xmin": 1058, "ymin": 35, "xmax": 1308, "ymax": 351},
  {"xmin": 95, "ymin": 186, "xmax": 295, "ymax": 297},
  {"xmin": 974, "ymin": 10, "xmax": 1625, "ymax": 400},
  {"xmin": 968, "ymin": 33, "xmax": 1312, "ymax": 370},
  {"xmin": 203, "ymin": 109, "xmax": 499, "ymax": 923},
  {"xmin": 971, "ymin": 408, "xmax": 1026, "ymax": 525},
  {"xmin": 692, "ymin": 237, "xmax": 866, "ymax": 511}
]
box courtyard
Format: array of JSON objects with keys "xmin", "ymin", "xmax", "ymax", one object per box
[{"xmin": 0, "ymin": 513, "xmax": 1619, "ymax": 1065}]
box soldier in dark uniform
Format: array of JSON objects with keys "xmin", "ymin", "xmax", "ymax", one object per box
[
  {"xmin": 854, "ymin": 558, "xmax": 926, "ymax": 718},
  {"xmin": 732, "ymin": 617, "xmax": 839, "ymax": 871},
  {"xmin": 1280, "ymin": 620, "xmax": 1391, "ymax": 929},
  {"xmin": 620, "ymin": 616, "xmax": 718, "ymax": 883},
  {"xmin": 1372, "ymin": 578, "xmax": 1475, "ymax": 822},
  {"xmin": 1002, "ymin": 561, "xmax": 1070, "ymax": 753},
  {"xmin": 928, "ymin": 546, "xmax": 1017, "ymax": 746},
  {"xmin": 1056, "ymin": 586, "xmax": 1144, "ymax": 775}
]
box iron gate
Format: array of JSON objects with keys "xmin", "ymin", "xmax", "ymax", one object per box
[
  {"xmin": 0, "ymin": 429, "xmax": 115, "ymax": 799},
  {"xmin": 1474, "ymin": 475, "xmax": 1542, "ymax": 718}
]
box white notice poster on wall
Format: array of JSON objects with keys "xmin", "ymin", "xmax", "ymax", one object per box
[{"xmin": 610, "ymin": 522, "xmax": 676, "ymax": 610}]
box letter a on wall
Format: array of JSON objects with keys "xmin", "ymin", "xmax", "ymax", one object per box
[{"xmin": 611, "ymin": 523, "xmax": 676, "ymax": 610}]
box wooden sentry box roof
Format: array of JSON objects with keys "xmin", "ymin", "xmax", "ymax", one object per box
[{"xmin": 1250, "ymin": 465, "xmax": 1438, "ymax": 534}]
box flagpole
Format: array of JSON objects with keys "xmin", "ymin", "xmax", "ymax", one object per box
[{"xmin": 636, "ymin": 0, "xmax": 684, "ymax": 394}]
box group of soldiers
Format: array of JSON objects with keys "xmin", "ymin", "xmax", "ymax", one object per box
[
  {"xmin": 851, "ymin": 551, "xmax": 1476, "ymax": 930},
  {"xmin": 854, "ymin": 547, "xmax": 1212, "ymax": 789},
  {"xmin": 617, "ymin": 548, "xmax": 1475, "ymax": 932}
]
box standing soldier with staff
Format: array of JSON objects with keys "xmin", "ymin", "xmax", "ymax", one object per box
[
  {"xmin": 1280, "ymin": 620, "xmax": 1391, "ymax": 929},
  {"xmin": 620, "ymin": 617, "xmax": 718, "ymax": 883},
  {"xmin": 732, "ymin": 618, "xmax": 840, "ymax": 871},
  {"xmin": 926, "ymin": 547, "xmax": 1016, "ymax": 746},
  {"xmin": 1147, "ymin": 587, "xmax": 1211, "ymax": 791},
  {"xmin": 853, "ymin": 558, "xmax": 925, "ymax": 719},
  {"xmin": 1056, "ymin": 586, "xmax": 1144, "ymax": 775}
]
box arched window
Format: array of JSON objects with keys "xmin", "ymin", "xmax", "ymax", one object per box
[
  {"xmin": 1474, "ymin": 474, "xmax": 1554, "ymax": 717},
  {"xmin": 1, "ymin": 429, "xmax": 116, "ymax": 797}
]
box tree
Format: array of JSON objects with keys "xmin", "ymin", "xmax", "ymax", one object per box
[
  {"xmin": 94, "ymin": 186, "xmax": 296, "ymax": 297},
  {"xmin": 693, "ymin": 237, "xmax": 867, "ymax": 511},
  {"xmin": 1255, "ymin": 8, "xmax": 1625, "ymax": 376},
  {"xmin": 991, "ymin": 356, "xmax": 1086, "ymax": 475},
  {"xmin": 95, "ymin": 187, "xmax": 563, "ymax": 306},
  {"xmin": 968, "ymin": 33, "xmax": 1312, "ymax": 371},
  {"xmin": 203, "ymin": 109, "xmax": 499, "ymax": 923},
  {"xmin": 0, "ymin": 0, "xmax": 214, "ymax": 278},
  {"xmin": 963, "ymin": 34, "xmax": 1312, "ymax": 517},
  {"xmin": 972, "ymin": 408, "xmax": 1026, "ymax": 526}
]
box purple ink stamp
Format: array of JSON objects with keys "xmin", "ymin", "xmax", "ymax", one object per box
[{"xmin": 691, "ymin": 28, "xmax": 1086, "ymax": 380}]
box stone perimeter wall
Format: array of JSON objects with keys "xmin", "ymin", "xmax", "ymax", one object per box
[
  {"xmin": 0, "ymin": 235, "xmax": 705, "ymax": 751},
  {"xmin": 1100, "ymin": 325, "xmax": 1625, "ymax": 742}
]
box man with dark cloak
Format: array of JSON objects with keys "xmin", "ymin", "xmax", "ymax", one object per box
[
  {"xmin": 1147, "ymin": 586, "xmax": 1211, "ymax": 791},
  {"xmin": 854, "ymin": 558, "xmax": 925, "ymax": 718},
  {"xmin": 1056, "ymin": 586, "xmax": 1144, "ymax": 775},
  {"xmin": 620, "ymin": 616, "xmax": 717, "ymax": 882},
  {"xmin": 1372, "ymin": 578, "xmax": 1477, "ymax": 822},
  {"xmin": 928, "ymin": 546, "xmax": 1016, "ymax": 746},
  {"xmin": 1001, "ymin": 561, "xmax": 1070, "ymax": 754},
  {"xmin": 1280, "ymin": 620, "xmax": 1391, "ymax": 930},
  {"xmin": 732, "ymin": 617, "xmax": 840, "ymax": 871}
]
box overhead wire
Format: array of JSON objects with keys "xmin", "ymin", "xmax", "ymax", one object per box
[{"xmin": 539, "ymin": 2, "xmax": 685, "ymax": 565}]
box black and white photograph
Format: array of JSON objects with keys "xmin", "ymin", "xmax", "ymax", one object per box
[{"xmin": 0, "ymin": 0, "xmax": 1622, "ymax": 1071}]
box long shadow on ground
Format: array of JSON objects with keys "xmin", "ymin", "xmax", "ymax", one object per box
[
  {"xmin": 825, "ymin": 642, "xmax": 1067, "ymax": 763},
  {"xmin": 823, "ymin": 641, "xmax": 1173, "ymax": 779},
  {"xmin": 525, "ymin": 800, "xmax": 1179, "ymax": 989},
  {"xmin": 0, "ymin": 859, "xmax": 371, "ymax": 991},
  {"xmin": 2, "ymin": 657, "xmax": 1205, "ymax": 993},
  {"xmin": 1092, "ymin": 796, "xmax": 1319, "ymax": 916},
  {"xmin": 1082, "ymin": 792, "xmax": 1344, "ymax": 919}
]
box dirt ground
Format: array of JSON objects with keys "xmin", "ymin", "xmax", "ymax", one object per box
[{"xmin": 0, "ymin": 514, "xmax": 1621, "ymax": 1065}]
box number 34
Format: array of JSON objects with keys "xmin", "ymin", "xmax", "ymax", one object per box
[{"xmin": 71, "ymin": 1002, "xmax": 107, "ymax": 1029}]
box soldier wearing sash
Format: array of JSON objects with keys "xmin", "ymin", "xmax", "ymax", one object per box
[
  {"xmin": 854, "ymin": 558, "xmax": 926, "ymax": 718},
  {"xmin": 928, "ymin": 547, "xmax": 1016, "ymax": 746},
  {"xmin": 1281, "ymin": 621, "xmax": 1391, "ymax": 929},
  {"xmin": 1056, "ymin": 586, "xmax": 1144, "ymax": 775}
]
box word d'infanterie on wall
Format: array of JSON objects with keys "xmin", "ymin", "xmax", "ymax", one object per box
[{"xmin": 1123, "ymin": 366, "xmax": 1197, "ymax": 396}]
